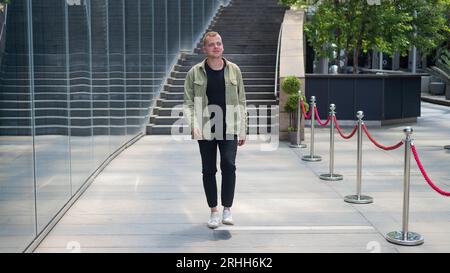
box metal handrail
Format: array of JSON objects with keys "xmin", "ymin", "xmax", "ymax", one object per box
[
  {"xmin": 274, "ymin": 21, "xmax": 283, "ymax": 98},
  {"xmin": 0, "ymin": 4, "xmax": 8, "ymax": 44}
]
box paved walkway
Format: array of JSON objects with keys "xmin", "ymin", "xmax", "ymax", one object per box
[{"xmin": 36, "ymin": 102, "xmax": 450, "ymax": 253}]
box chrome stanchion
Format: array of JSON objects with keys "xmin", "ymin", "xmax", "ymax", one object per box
[
  {"xmin": 290, "ymin": 90, "xmax": 307, "ymax": 148},
  {"xmin": 386, "ymin": 127, "xmax": 424, "ymax": 246},
  {"xmin": 302, "ymin": 96, "xmax": 322, "ymax": 162},
  {"xmin": 320, "ymin": 104, "xmax": 343, "ymax": 181},
  {"xmin": 344, "ymin": 111, "xmax": 373, "ymax": 204}
]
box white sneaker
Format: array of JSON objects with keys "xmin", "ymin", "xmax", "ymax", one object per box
[
  {"xmin": 222, "ymin": 209, "xmax": 234, "ymax": 225},
  {"xmin": 207, "ymin": 211, "xmax": 220, "ymax": 229}
]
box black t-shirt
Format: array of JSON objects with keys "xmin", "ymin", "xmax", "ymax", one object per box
[{"xmin": 205, "ymin": 60, "xmax": 227, "ymax": 139}]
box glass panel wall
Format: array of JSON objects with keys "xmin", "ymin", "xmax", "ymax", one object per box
[
  {"xmin": 67, "ymin": 0, "xmax": 95, "ymax": 193},
  {"xmin": 0, "ymin": 0, "xmax": 36, "ymax": 252},
  {"xmin": 108, "ymin": 0, "xmax": 127, "ymax": 153},
  {"xmin": 0, "ymin": 0, "xmax": 222, "ymax": 252},
  {"xmin": 32, "ymin": 0, "xmax": 72, "ymax": 234}
]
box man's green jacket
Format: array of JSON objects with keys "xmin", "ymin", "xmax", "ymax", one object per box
[{"xmin": 183, "ymin": 58, "xmax": 247, "ymax": 140}]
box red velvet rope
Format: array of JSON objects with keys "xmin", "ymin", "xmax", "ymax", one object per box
[
  {"xmin": 314, "ymin": 106, "xmax": 331, "ymax": 126},
  {"xmin": 333, "ymin": 116, "xmax": 358, "ymax": 139},
  {"xmin": 411, "ymin": 143, "xmax": 450, "ymax": 197},
  {"xmin": 301, "ymin": 100, "xmax": 312, "ymax": 119},
  {"xmin": 362, "ymin": 124, "xmax": 404, "ymax": 150}
]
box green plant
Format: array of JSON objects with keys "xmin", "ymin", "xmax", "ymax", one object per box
[{"xmin": 281, "ymin": 76, "xmax": 301, "ymax": 95}]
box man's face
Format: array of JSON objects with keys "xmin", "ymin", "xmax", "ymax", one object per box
[{"xmin": 203, "ymin": 35, "xmax": 224, "ymax": 58}]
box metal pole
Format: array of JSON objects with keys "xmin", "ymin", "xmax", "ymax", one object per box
[
  {"xmin": 311, "ymin": 98, "xmax": 315, "ymax": 154},
  {"xmin": 320, "ymin": 104, "xmax": 342, "ymax": 180},
  {"xmin": 379, "ymin": 51, "xmax": 383, "ymax": 70},
  {"xmin": 402, "ymin": 130, "xmax": 412, "ymax": 240},
  {"xmin": 411, "ymin": 10, "xmax": 417, "ymax": 74},
  {"xmin": 344, "ymin": 111, "xmax": 373, "ymax": 204},
  {"xmin": 356, "ymin": 111, "xmax": 363, "ymax": 197},
  {"xmin": 290, "ymin": 90, "xmax": 307, "ymax": 148},
  {"xmin": 386, "ymin": 127, "xmax": 424, "ymax": 246},
  {"xmin": 302, "ymin": 96, "xmax": 321, "ymax": 162}
]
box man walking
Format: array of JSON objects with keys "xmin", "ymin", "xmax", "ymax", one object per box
[{"xmin": 183, "ymin": 31, "xmax": 247, "ymax": 229}]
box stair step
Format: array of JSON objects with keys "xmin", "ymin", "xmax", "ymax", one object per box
[
  {"xmin": 174, "ymin": 65, "xmax": 275, "ymax": 73},
  {"xmin": 0, "ymin": 71, "xmax": 167, "ymax": 79},
  {"xmin": 161, "ymin": 91, "xmax": 275, "ymax": 100},
  {"xmin": 156, "ymin": 99, "xmax": 277, "ymax": 108},
  {"xmin": 153, "ymin": 106, "xmax": 279, "ymax": 117},
  {"xmin": 167, "ymin": 78, "xmax": 275, "ymax": 86},
  {"xmin": 171, "ymin": 71, "xmax": 275, "ymax": 79},
  {"xmin": 178, "ymin": 59, "xmax": 276, "ymax": 67},
  {"xmin": 151, "ymin": 114, "xmax": 278, "ymax": 126},
  {"xmin": 165, "ymin": 85, "xmax": 275, "ymax": 93},
  {"xmin": 147, "ymin": 123, "xmax": 276, "ymax": 135},
  {"xmin": 194, "ymin": 48, "xmax": 277, "ymax": 54}
]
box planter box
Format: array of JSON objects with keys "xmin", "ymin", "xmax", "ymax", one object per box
[
  {"xmin": 305, "ymin": 73, "xmax": 424, "ymax": 124},
  {"xmin": 421, "ymin": 76, "xmax": 430, "ymax": 93},
  {"xmin": 429, "ymin": 82, "xmax": 445, "ymax": 95},
  {"xmin": 288, "ymin": 131, "xmax": 301, "ymax": 145},
  {"xmin": 446, "ymin": 84, "xmax": 450, "ymax": 100}
]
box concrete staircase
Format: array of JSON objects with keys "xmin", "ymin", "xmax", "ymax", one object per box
[
  {"xmin": 0, "ymin": 0, "xmax": 167, "ymax": 136},
  {"xmin": 146, "ymin": 0, "xmax": 286, "ymax": 135}
]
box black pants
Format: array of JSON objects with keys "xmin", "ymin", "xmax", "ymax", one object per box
[{"xmin": 198, "ymin": 136, "xmax": 238, "ymax": 208}]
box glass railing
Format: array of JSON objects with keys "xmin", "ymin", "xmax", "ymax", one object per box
[{"xmin": 0, "ymin": 0, "xmax": 222, "ymax": 252}]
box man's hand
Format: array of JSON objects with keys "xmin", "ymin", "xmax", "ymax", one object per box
[
  {"xmin": 238, "ymin": 138, "xmax": 245, "ymax": 146},
  {"xmin": 192, "ymin": 128, "xmax": 202, "ymax": 139}
]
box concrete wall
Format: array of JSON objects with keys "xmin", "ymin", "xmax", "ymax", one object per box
[{"xmin": 279, "ymin": 9, "xmax": 306, "ymax": 141}]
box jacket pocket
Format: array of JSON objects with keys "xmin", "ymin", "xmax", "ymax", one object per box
[
  {"xmin": 229, "ymin": 78, "xmax": 238, "ymax": 95},
  {"xmin": 193, "ymin": 80, "xmax": 204, "ymax": 96}
]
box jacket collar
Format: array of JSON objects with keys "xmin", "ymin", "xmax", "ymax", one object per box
[{"xmin": 200, "ymin": 57, "xmax": 229, "ymax": 73}]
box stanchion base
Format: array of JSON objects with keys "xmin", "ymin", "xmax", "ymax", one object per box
[
  {"xmin": 319, "ymin": 173, "xmax": 343, "ymax": 181},
  {"xmin": 344, "ymin": 195, "xmax": 373, "ymax": 204},
  {"xmin": 444, "ymin": 145, "xmax": 450, "ymax": 150},
  {"xmin": 302, "ymin": 155, "xmax": 322, "ymax": 162},
  {"xmin": 289, "ymin": 143, "xmax": 307, "ymax": 148},
  {"xmin": 385, "ymin": 231, "xmax": 424, "ymax": 246}
]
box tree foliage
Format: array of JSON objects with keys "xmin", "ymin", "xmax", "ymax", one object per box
[{"xmin": 279, "ymin": 0, "xmax": 450, "ymax": 73}]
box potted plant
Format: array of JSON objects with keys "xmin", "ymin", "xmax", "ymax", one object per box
[{"xmin": 281, "ymin": 76, "xmax": 308, "ymax": 145}]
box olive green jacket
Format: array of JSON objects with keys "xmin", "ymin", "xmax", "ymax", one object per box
[{"xmin": 183, "ymin": 58, "xmax": 247, "ymax": 140}]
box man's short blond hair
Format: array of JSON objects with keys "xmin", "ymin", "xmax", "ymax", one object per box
[{"xmin": 203, "ymin": 31, "xmax": 221, "ymax": 46}]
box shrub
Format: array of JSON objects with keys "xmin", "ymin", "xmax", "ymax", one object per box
[{"xmin": 281, "ymin": 76, "xmax": 301, "ymax": 95}]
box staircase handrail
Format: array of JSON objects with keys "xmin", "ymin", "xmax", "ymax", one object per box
[
  {"xmin": 274, "ymin": 21, "xmax": 283, "ymax": 98},
  {"xmin": 0, "ymin": 4, "xmax": 8, "ymax": 48}
]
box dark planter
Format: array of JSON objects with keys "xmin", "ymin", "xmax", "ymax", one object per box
[
  {"xmin": 305, "ymin": 73, "xmax": 425, "ymax": 123},
  {"xmin": 430, "ymin": 82, "xmax": 445, "ymax": 95},
  {"xmin": 446, "ymin": 84, "xmax": 450, "ymax": 100},
  {"xmin": 289, "ymin": 131, "xmax": 300, "ymax": 145}
]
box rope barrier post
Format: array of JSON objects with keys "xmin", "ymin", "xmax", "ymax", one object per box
[
  {"xmin": 386, "ymin": 127, "xmax": 424, "ymax": 246},
  {"xmin": 302, "ymin": 96, "xmax": 322, "ymax": 162},
  {"xmin": 320, "ymin": 104, "xmax": 343, "ymax": 181},
  {"xmin": 290, "ymin": 90, "xmax": 307, "ymax": 148},
  {"xmin": 344, "ymin": 111, "xmax": 373, "ymax": 204}
]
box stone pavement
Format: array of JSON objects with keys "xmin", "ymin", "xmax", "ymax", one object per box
[{"xmin": 36, "ymin": 102, "xmax": 450, "ymax": 253}]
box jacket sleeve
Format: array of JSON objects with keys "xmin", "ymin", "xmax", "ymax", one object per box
[
  {"xmin": 183, "ymin": 69, "xmax": 197, "ymax": 131},
  {"xmin": 237, "ymin": 67, "xmax": 247, "ymax": 139}
]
